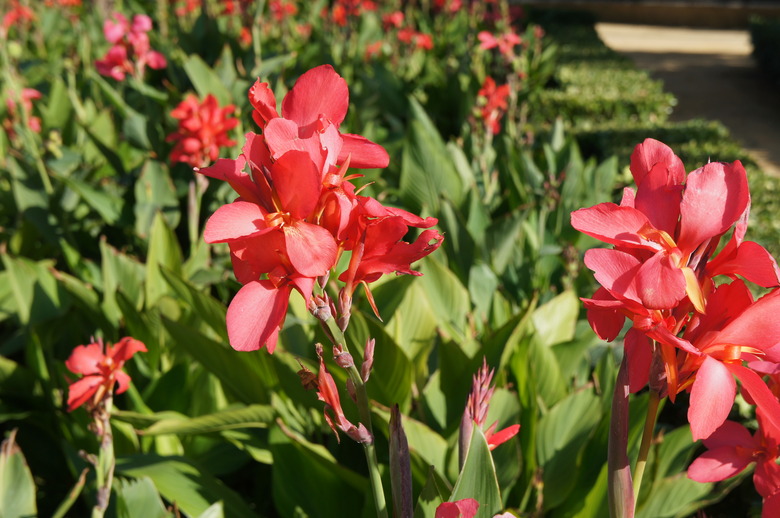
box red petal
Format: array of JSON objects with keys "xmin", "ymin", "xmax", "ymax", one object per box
[
  {"xmin": 281, "ymin": 65, "xmax": 349, "ymax": 129},
  {"xmin": 65, "ymin": 343, "xmax": 105, "ymax": 375},
  {"xmin": 625, "ymin": 328, "xmax": 652, "ymax": 393},
  {"xmin": 635, "ymin": 251, "xmax": 687, "ymax": 310},
  {"xmin": 583, "ymin": 248, "xmax": 643, "ymax": 304},
  {"xmin": 283, "ymin": 222, "xmax": 338, "ymax": 277},
  {"xmin": 633, "ymin": 162, "xmax": 683, "ymax": 236},
  {"xmin": 198, "ymin": 156, "xmax": 262, "ymax": 204},
  {"xmin": 248, "ymin": 80, "xmax": 278, "ymax": 128},
  {"xmin": 338, "ymin": 134, "xmax": 390, "ymax": 169},
  {"xmin": 270, "ymin": 150, "xmax": 322, "ymax": 219},
  {"xmin": 707, "ymin": 240, "xmax": 780, "ymax": 288},
  {"xmin": 703, "ymin": 420, "xmax": 757, "ymax": 450},
  {"xmin": 581, "ymin": 288, "xmax": 625, "ymax": 342},
  {"xmin": 687, "ymin": 446, "xmax": 753, "ymax": 482},
  {"xmin": 677, "ymin": 161, "xmax": 749, "ymax": 254},
  {"xmin": 570, "ymin": 204, "xmax": 654, "ymax": 249},
  {"xmin": 226, "ymin": 281, "xmax": 290, "ymax": 352},
  {"xmin": 204, "ymin": 201, "xmax": 271, "ymax": 243},
  {"xmin": 705, "ymin": 289, "xmax": 780, "ymax": 353},
  {"xmin": 263, "ymin": 118, "xmax": 326, "ymax": 170},
  {"xmin": 727, "ymin": 363, "xmax": 780, "ymax": 439},
  {"xmin": 108, "ymin": 337, "xmax": 147, "ymax": 363},
  {"xmin": 688, "ymin": 356, "xmax": 735, "ymax": 441},
  {"xmin": 114, "ymin": 369, "xmax": 132, "ymax": 395},
  {"xmin": 629, "ymin": 138, "xmax": 685, "ymax": 187},
  {"xmin": 67, "ymin": 375, "xmax": 103, "ymax": 412},
  {"xmin": 487, "ymin": 424, "xmax": 520, "ymax": 449}
]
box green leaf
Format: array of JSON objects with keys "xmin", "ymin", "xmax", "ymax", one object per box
[
  {"xmin": 162, "ymin": 318, "xmax": 275, "ymax": 404},
  {"xmin": 141, "ymin": 404, "xmax": 275, "ymax": 435},
  {"xmin": 269, "ymin": 425, "xmax": 369, "ymax": 518},
  {"xmin": 197, "ymin": 502, "xmax": 225, "ymax": 518},
  {"xmin": 159, "ymin": 268, "xmax": 228, "ymax": 340},
  {"xmin": 1, "ymin": 254, "xmax": 69, "ymax": 326},
  {"xmin": 100, "ymin": 239, "xmax": 145, "ymax": 325},
  {"xmin": 449, "ymin": 427, "xmax": 502, "ymax": 518},
  {"xmin": 145, "ymin": 213, "xmax": 183, "ymax": 308},
  {"xmin": 536, "ymin": 390, "xmax": 603, "ymax": 509},
  {"xmin": 59, "ymin": 175, "xmax": 123, "ymax": 225},
  {"xmin": 418, "ymin": 256, "xmax": 470, "ymax": 343},
  {"xmin": 413, "ymin": 466, "xmax": 448, "ymax": 518},
  {"xmin": 636, "ymin": 475, "xmax": 712, "ymax": 518},
  {"xmin": 0, "ymin": 429, "xmax": 37, "ymax": 518},
  {"xmin": 134, "ymin": 161, "xmax": 180, "ymax": 239},
  {"xmin": 531, "ymin": 290, "xmax": 579, "ymax": 347},
  {"xmin": 399, "ymin": 98, "xmax": 464, "ymax": 213},
  {"xmin": 115, "ymin": 476, "xmax": 172, "ymax": 518},
  {"xmin": 183, "ymin": 55, "xmax": 233, "ymax": 106},
  {"xmin": 116, "ymin": 455, "xmax": 257, "ymax": 518}
]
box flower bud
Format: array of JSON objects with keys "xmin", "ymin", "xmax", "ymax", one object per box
[
  {"xmin": 333, "ymin": 344, "xmax": 354, "ymax": 369},
  {"xmin": 361, "ymin": 338, "xmax": 375, "ymax": 382},
  {"xmin": 346, "ymin": 423, "xmax": 373, "ymax": 444},
  {"xmin": 346, "ymin": 378, "xmax": 357, "ymax": 404}
]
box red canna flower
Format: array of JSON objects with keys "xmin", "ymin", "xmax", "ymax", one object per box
[
  {"xmin": 65, "ymin": 337, "xmax": 146, "ymax": 412},
  {"xmin": 167, "ymin": 93, "xmax": 238, "ymax": 168},
  {"xmin": 476, "ymin": 77, "xmax": 511, "ymax": 135},
  {"xmin": 689, "ymin": 411, "xmax": 780, "ymax": 517},
  {"xmin": 478, "ymin": 30, "xmax": 522, "ymax": 57},
  {"xmin": 4, "ymin": 88, "xmax": 42, "ymax": 136}
]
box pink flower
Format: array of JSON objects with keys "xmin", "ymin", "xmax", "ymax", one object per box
[
  {"xmin": 4, "ymin": 88, "xmax": 42, "ymax": 135},
  {"xmin": 95, "ymin": 12, "xmax": 167, "ymax": 81},
  {"xmin": 167, "ymin": 94, "xmax": 238, "ymax": 168},
  {"xmin": 65, "ymin": 337, "xmax": 146, "ymax": 412}
]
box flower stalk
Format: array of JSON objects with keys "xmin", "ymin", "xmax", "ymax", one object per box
[{"xmin": 632, "ymin": 390, "xmax": 661, "ymax": 506}]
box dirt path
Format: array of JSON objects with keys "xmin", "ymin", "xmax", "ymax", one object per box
[{"xmin": 595, "ymin": 23, "xmax": 780, "ymax": 176}]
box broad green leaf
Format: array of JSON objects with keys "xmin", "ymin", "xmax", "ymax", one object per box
[
  {"xmin": 468, "ymin": 263, "xmax": 499, "ymax": 321},
  {"xmin": 269, "ymin": 425, "xmax": 369, "ymax": 518},
  {"xmin": 134, "ymin": 161, "xmax": 180, "ymax": 239},
  {"xmin": 383, "ymin": 282, "xmax": 437, "ymax": 361},
  {"xmin": 184, "ymin": 55, "xmax": 233, "ymax": 106},
  {"xmin": 399, "ymin": 99, "xmax": 464, "ymax": 213},
  {"xmin": 141, "ymin": 405, "xmax": 275, "ymax": 435},
  {"xmin": 60, "ymin": 176, "xmax": 123, "ymax": 225},
  {"xmin": 145, "ymin": 213, "xmax": 183, "ymax": 308},
  {"xmin": 116, "ymin": 455, "xmax": 256, "ymax": 518},
  {"xmin": 162, "ymin": 318, "xmax": 274, "ymax": 404},
  {"xmin": 100, "ymin": 239, "xmax": 145, "ymax": 325},
  {"xmin": 419, "ymin": 256, "xmax": 470, "ymax": 343},
  {"xmin": 115, "ymin": 476, "xmax": 172, "ymax": 518},
  {"xmin": 1, "ymin": 254, "xmax": 69, "ymax": 326},
  {"xmin": 197, "ymin": 502, "xmax": 225, "ymax": 518},
  {"xmin": 159, "ymin": 268, "xmax": 228, "ymax": 341},
  {"xmin": 652, "ymin": 425, "xmax": 696, "ymax": 481},
  {"xmin": 413, "ymin": 466, "xmax": 449, "ymax": 518},
  {"xmin": 449, "ymin": 427, "xmax": 502, "ymax": 518},
  {"xmin": 536, "ymin": 390, "xmax": 602, "ymax": 509},
  {"xmin": 636, "ymin": 475, "xmax": 712, "ymax": 518},
  {"xmin": 0, "ymin": 429, "xmax": 37, "ymax": 518},
  {"xmin": 532, "ymin": 290, "xmax": 579, "ymax": 347}
]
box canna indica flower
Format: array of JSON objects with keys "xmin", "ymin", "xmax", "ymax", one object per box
[
  {"xmin": 476, "ymin": 77, "xmax": 511, "ymax": 135},
  {"xmin": 167, "ymin": 93, "xmax": 238, "ymax": 168},
  {"xmin": 65, "ymin": 337, "xmax": 146, "ymax": 412},
  {"xmin": 95, "ymin": 13, "xmax": 166, "ymax": 81}
]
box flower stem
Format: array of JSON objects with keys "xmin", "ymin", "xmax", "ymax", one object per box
[
  {"xmin": 632, "ymin": 391, "xmax": 661, "ymax": 508},
  {"xmin": 91, "ymin": 396, "xmax": 115, "ymax": 518},
  {"xmin": 321, "ymin": 316, "xmax": 388, "ymax": 518}
]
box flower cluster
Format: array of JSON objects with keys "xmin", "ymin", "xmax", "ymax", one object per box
[
  {"xmin": 572, "ymin": 139, "xmax": 780, "ymax": 511},
  {"xmin": 65, "ymin": 336, "xmax": 147, "ymax": 412},
  {"xmin": 95, "ymin": 13, "xmax": 167, "ymax": 81},
  {"xmin": 200, "ymin": 65, "xmax": 443, "ymax": 353},
  {"xmin": 326, "ymin": 0, "xmax": 377, "ymax": 27},
  {"xmin": 3, "ymin": 88, "xmax": 42, "ymax": 138},
  {"xmin": 1, "ymin": 0, "xmax": 34, "ymax": 35},
  {"xmin": 478, "ymin": 29, "xmax": 522, "ymax": 58},
  {"xmin": 167, "ymin": 94, "xmax": 238, "ymax": 168},
  {"xmin": 475, "ymin": 77, "xmax": 510, "ymax": 135}
]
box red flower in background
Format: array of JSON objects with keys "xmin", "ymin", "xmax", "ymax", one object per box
[
  {"xmin": 65, "ymin": 337, "xmax": 146, "ymax": 412},
  {"xmin": 476, "ymin": 77, "xmax": 511, "ymax": 135},
  {"xmin": 1, "ymin": 0, "xmax": 34, "ymax": 34},
  {"xmin": 96, "ymin": 13, "xmax": 166, "ymax": 81},
  {"xmin": 269, "ymin": 0, "xmax": 297, "ymax": 21},
  {"xmin": 167, "ymin": 93, "xmax": 238, "ymax": 168},
  {"xmin": 4, "ymin": 88, "xmax": 42, "ymax": 136}
]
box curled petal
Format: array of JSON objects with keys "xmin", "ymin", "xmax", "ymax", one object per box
[
  {"xmin": 629, "ymin": 138, "xmax": 685, "ymax": 187},
  {"xmin": 570, "ymin": 204, "xmax": 654, "ymax": 249},
  {"xmin": 281, "ymin": 65, "xmax": 349, "ymax": 130},
  {"xmin": 249, "ymin": 80, "xmax": 279, "ymax": 128},
  {"xmin": 67, "ymin": 375, "xmax": 104, "ymax": 412},
  {"xmin": 204, "ymin": 201, "xmax": 271, "ymax": 243},
  {"xmin": 338, "ymin": 134, "xmax": 390, "ymax": 169},
  {"xmin": 109, "ymin": 337, "xmax": 147, "ymax": 363}
]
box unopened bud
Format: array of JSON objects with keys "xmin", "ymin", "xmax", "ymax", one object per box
[
  {"xmin": 318, "ymin": 271, "xmax": 330, "ymax": 290},
  {"xmin": 338, "ymin": 289, "xmax": 352, "ymax": 331},
  {"xmin": 333, "ymin": 344, "xmax": 354, "ymax": 369},
  {"xmin": 309, "ymin": 295, "xmax": 332, "ymax": 321},
  {"xmin": 315, "ymin": 343, "xmax": 324, "ymax": 359},
  {"xmin": 361, "ymin": 338, "xmax": 375, "ymax": 382},
  {"xmin": 346, "ymin": 423, "xmax": 373, "ymax": 444}
]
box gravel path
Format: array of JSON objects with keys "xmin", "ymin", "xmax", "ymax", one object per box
[{"xmin": 596, "ymin": 22, "xmax": 780, "ymax": 176}]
